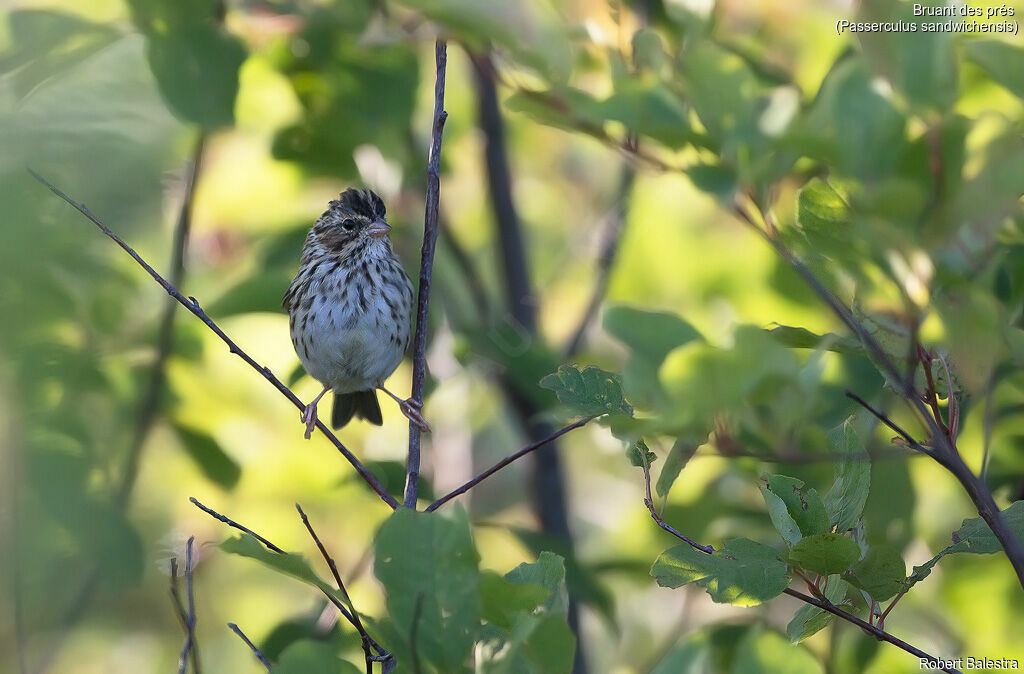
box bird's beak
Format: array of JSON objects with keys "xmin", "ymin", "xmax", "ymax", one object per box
[{"xmin": 365, "ymin": 220, "xmax": 392, "ymax": 239}]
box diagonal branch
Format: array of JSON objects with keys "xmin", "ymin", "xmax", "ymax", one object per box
[
  {"xmin": 638, "ymin": 456, "xmax": 960, "ymax": 673},
  {"xmin": 189, "ymin": 497, "xmax": 379, "ymax": 650},
  {"xmin": 29, "ymin": 169, "xmax": 398, "ymax": 510},
  {"xmin": 733, "ymin": 198, "xmax": 1024, "ymax": 588},
  {"xmin": 404, "ymin": 40, "xmax": 449, "ymax": 509},
  {"xmin": 426, "ymin": 415, "xmax": 596, "ymax": 512},
  {"xmin": 226, "ymin": 623, "xmax": 270, "ymax": 672},
  {"xmin": 296, "ymin": 504, "xmax": 390, "ymax": 673}
]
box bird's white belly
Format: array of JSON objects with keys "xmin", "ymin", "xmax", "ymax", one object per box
[{"xmin": 296, "ymin": 282, "xmax": 405, "ymax": 393}]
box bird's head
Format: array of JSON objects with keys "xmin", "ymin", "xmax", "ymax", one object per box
[{"xmin": 309, "ymin": 188, "xmax": 393, "ymax": 258}]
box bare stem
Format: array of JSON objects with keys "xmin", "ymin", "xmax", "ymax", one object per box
[
  {"xmin": 226, "ymin": 623, "xmax": 270, "ymax": 672},
  {"xmin": 426, "ymin": 415, "xmax": 596, "ymax": 511},
  {"xmin": 295, "ymin": 504, "xmax": 389, "ymax": 671},
  {"xmin": 642, "ymin": 482, "xmax": 959, "ymax": 672},
  {"xmin": 404, "ymin": 41, "xmax": 448, "ymax": 509},
  {"xmin": 564, "ymin": 164, "xmax": 636, "ymax": 358},
  {"xmin": 170, "ymin": 537, "xmax": 200, "ymax": 674},
  {"xmin": 29, "ymin": 169, "xmax": 398, "ymax": 510},
  {"xmin": 188, "ymin": 498, "xmax": 380, "ymax": 655}
]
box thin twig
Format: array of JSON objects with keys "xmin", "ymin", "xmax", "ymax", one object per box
[
  {"xmin": 426, "ymin": 416, "xmax": 595, "ymax": 511},
  {"xmin": 736, "ymin": 198, "xmax": 1024, "ymax": 586},
  {"xmin": 781, "ymin": 589, "xmax": 959, "ymax": 673},
  {"xmin": 296, "ymin": 504, "xmax": 389, "ymax": 672},
  {"xmin": 189, "ymin": 498, "xmax": 378, "ymax": 656},
  {"xmin": 117, "ymin": 131, "xmax": 205, "ymax": 509},
  {"xmin": 29, "ymin": 169, "xmax": 398, "ymax": 510},
  {"xmin": 640, "ymin": 451, "xmax": 713, "ymax": 554},
  {"xmin": 189, "ymin": 497, "xmax": 284, "ymax": 553},
  {"xmin": 643, "ymin": 487, "xmax": 959, "ymax": 672},
  {"xmin": 185, "ymin": 537, "xmax": 200, "ymax": 674},
  {"xmin": 227, "ymin": 623, "xmax": 271, "ymax": 672},
  {"xmin": 564, "ymin": 164, "xmax": 635, "ymax": 358},
  {"xmin": 404, "ymin": 40, "xmax": 448, "ymax": 509},
  {"xmin": 470, "ymin": 49, "xmax": 587, "ymax": 673},
  {"xmin": 844, "ymin": 391, "xmax": 930, "ymax": 455},
  {"xmin": 170, "ymin": 537, "xmax": 200, "ymax": 674}
]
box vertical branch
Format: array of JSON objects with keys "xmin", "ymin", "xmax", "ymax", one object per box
[
  {"xmin": 170, "ymin": 537, "xmax": 200, "ymax": 674},
  {"xmin": 469, "ymin": 49, "xmax": 587, "ymax": 674},
  {"xmin": 563, "ymin": 165, "xmax": 636, "ymax": 358},
  {"xmin": 404, "ymin": 41, "xmax": 449, "ymax": 509},
  {"xmin": 118, "ymin": 131, "xmax": 205, "ymax": 508}
]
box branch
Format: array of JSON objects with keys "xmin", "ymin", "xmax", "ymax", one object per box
[
  {"xmin": 117, "ymin": 131, "xmax": 205, "ymax": 509},
  {"xmin": 639, "ymin": 468, "xmax": 960, "ymax": 672},
  {"xmin": 226, "ymin": 623, "xmax": 270, "ymax": 672},
  {"xmin": 735, "ymin": 198, "xmax": 1024, "ymax": 589},
  {"xmin": 188, "ymin": 498, "xmax": 375, "ymax": 651},
  {"xmin": 781, "ymin": 588, "xmax": 959, "ymax": 673},
  {"xmin": 470, "ymin": 48, "xmax": 587, "ymax": 673},
  {"xmin": 844, "ymin": 391, "xmax": 931, "ymax": 456},
  {"xmin": 404, "ymin": 40, "xmax": 448, "ymax": 509},
  {"xmin": 170, "ymin": 537, "xmax": 200, "ymax": 674},
  {"xmin": 426, "ymin": 415, "xmax": 596, "ymax": 512},
  {"xmin": 296, "ymin": 504, "xmax": 390, "ymax": 672},
  {"xmin": 29, "ymin": 170, "xmax": 398, "ymax": 510},
  {"xmin": 564, "ymin": 165, "xmax": 636, "ymax": 358},
  {"xmin": 640, "ymin": 453, "xmax": 713, "ymax": 554}
]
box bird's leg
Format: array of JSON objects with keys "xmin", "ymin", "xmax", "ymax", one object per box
[
  {"xmin": 378, "ymin": 386, "xmax": 430, "ymax": 432},
  {"xmin": 302, "ymin": 385, "xmax": 330, "ymax": 439}
]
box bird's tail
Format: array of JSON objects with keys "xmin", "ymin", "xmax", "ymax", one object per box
[{"xmin": 332, "ymin": 390, "xmax": 383, "ymax": 429}]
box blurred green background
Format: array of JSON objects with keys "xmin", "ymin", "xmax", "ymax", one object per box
[{"xmin": 2, "ymin": 0, "xmax": 1023, "ymax": 672}]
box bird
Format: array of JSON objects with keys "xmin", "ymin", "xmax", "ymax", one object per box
[{"xmin": 283, "ymin": 188, "xmax": 429, "ymax": 439}]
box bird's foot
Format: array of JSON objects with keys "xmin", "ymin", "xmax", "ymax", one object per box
[
  {"xmin": 302, "ymin": 402, "xmax": 318, "ymax": 439},
  {"xmin": 400, "ymin": 398, "xmax": 430, "ymax": 433}
]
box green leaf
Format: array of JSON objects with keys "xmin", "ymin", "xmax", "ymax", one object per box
[
  {"xmin": 786, "ymin": 575, "xmax": 849, "ymax": 643},
  {"xmin": 539, "ymin": 365, "xmax": 633, "ymax": 418},
  {"xmin": 843, "ymin": 544, "xmax": 906, "ymax": 602},
  {"xmin": 800, "ymin": 57, "xmax": 905, "ymax": 179},
  {"xmin": 656, "ymin": 438, "xmax": 699, "ymax": 499},
  {"xmin": 479, "ymin": 572, "xmax": 550, "ymax": 630},
  {"xmin": 732, "ymin": 626, "xmax": 824, "ymax": 674},
  {"xmin": 220, "ymin": 535, "xmax": 349, "ymax": 609},
  {"xmin": 766, "ymin": 325, "xmax": 863, "ymax": 354},
  {"xmin": 145, "ymin": 23, "xmax": 246, "ymax": 129},
  {"xmin": 374, "ymin": 507, "xmax": 481, "ymax": 671},
  {"xmin": 479, "ymin": 553, "xmax": 574, "ymax": 674},
  {"xmin": 857, "ymin": 3, "xmax": 958, "ymax": 110},
  {"xmin": 951, "ymin": 500, "xmax": 1024, "ymax": 554},
  {"xmin": 651, "ymin": 538, "xmax": 790, "ymax": 606},
  {"xmin": 965, "ymin": 40, "xmax": 1024, "ymax": 99},
  {"xmin": 627, "ymin": 438, "xmax": 657, "ymax": 467},
  {"xmin": 505, "ymin": 551, "xmax": 569, "ymax": 614},
  {"xmin": 687, "ymin": 163, "xmax": 738, "ymax": 199},
  {"xmin": 824, "ymin": 419, "xmax": 870, "ymax": 533},
  {"xmin": 273, "ymin": 42, "xmax": 418, "ymax": 176},
  {"xmin": 604, "ymin": 305, "xmax": 702, "ymax": 406},
  {"xmin": 275, "ymin": 640, "xmax": 361, "ymax": 674},
  {"xmin": 790, "ymin": 533, "xmax": 860, "ymax": 576},
  {"xmin": 762, "ymin": 474, "xmax": 830, "ymax": 540},
  {"xmin": 172, "ymin": 423, "xmax": 240, "ymax": 490},
  {"xmin": 597, "ymin": 79, "xmax": 694, "ymax": 149},
  {"xmin": 760, "ymin": 485, "xmax": 803, "ymax": 546}
]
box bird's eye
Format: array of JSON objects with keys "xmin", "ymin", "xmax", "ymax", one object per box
[{"xmin": 341, "ymin": 219, "xmax": 357, "ymax": 231}]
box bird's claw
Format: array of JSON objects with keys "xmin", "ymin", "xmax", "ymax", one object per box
[
  {"xmin": 301, "ymin": 403, "xmax": 318, "ymax": 440},
  {"xmin": 400, "ymin": 399, "xmax": 430, "ymax": 433}
]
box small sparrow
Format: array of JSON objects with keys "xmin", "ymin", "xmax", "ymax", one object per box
[{"xmin": 283, "ymin": 188, "xmax": 429, "ymax": 438}]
